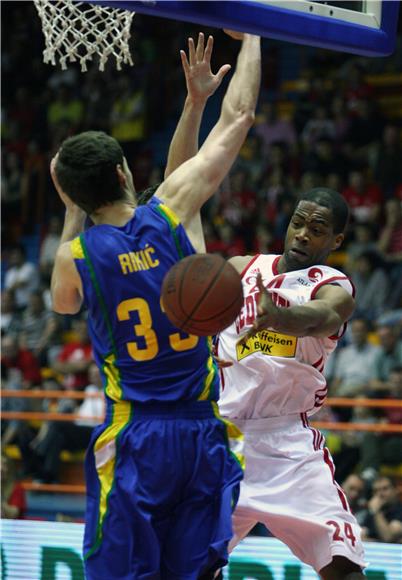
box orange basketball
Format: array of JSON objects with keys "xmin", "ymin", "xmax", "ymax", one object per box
[{"xmin": 161, "ymin": 253, "xmax": 243, "ymax": 336}]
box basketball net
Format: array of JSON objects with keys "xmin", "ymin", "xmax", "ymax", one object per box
[{"xmin": 33, "ymin": 0, "xmax": 135, "ymax": 72}]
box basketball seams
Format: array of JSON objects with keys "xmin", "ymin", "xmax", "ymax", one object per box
[
  {"xmin": 162, "ymin": 254, "xmax": 243, "ymax": 336},
  {"xmin": 180, "ymin": 258, "xmax": 227, "ymax": 327},
  {"xmin": 187, "ymin": 288, "xmax": 243, "ymax": 323}
]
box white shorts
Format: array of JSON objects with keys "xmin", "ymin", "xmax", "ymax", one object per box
[{"xmin": 228, "ymin": 413, "xmax": 366, "ymax": 573}]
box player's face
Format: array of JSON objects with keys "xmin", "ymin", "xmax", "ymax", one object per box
[{"xmin": 283, "ymin": 201, "xmax": 344, "ymax": 271}]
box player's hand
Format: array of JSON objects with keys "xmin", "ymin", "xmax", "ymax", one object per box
[
  {"xmin": 180, "ymin": 32, "xmax": 231, "ymax": 103},
  {"xmin": 368, "ymin": 494, "xmax": 385, "ymax": 515},
  {"xmin": 214, "ymin": 355, "xmax": 233, "ymax": 369},
  {"xmin": 224, "ymin": 29, "xmax": 245, "ymax": 40},
  {"xmin": 50, "ymin": 155, "xmax": 85, "ymax": 215},
  {"xmin": 245, "ymin": 273, "xmax": 279, "ymax": 338}
]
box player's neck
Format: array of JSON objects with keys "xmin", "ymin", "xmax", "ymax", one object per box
[{"xmin": 90, "ymin": 201, "xmax": 136, "ymax": 227}]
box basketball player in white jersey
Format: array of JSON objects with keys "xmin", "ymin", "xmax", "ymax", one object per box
[{"xmin": 217, "ymin": 188, "xmax": 366, "ymax": 579}]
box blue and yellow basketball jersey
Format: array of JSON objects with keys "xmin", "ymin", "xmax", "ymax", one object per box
[{"xmin": 71, "ymin": 196, "xmax": 219, "ymax": 405}]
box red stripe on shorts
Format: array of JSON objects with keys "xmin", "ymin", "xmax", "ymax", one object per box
[{"xmin": 323, "ymin": 447, "xmax": 350, "ymax": 512}]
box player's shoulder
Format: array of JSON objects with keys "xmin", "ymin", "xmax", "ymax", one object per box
[{"xmin": 229, "ymin": 255, "xmax": 255, "ymax": 274}]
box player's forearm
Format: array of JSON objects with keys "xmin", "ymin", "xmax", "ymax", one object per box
[
  {"xmin": 165, "ymin": 97, "xmax": 207, "ymax": 178},
  {"xmin": 221, "ymin": 34, "xmax": 260, "ymax": 123},
  {"xmin": 268, "ymin": 301, "xmax": 343, "ymax": 338},
  {"xmin": 59, "ymin": 208, "xmax": 86, "ymax": 245}
]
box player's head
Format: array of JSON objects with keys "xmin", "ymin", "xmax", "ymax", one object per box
[
  {"xmin": 55, "ymin": 131, "xmax": 136, "ymax": 215},
  {"xmin": 283, "ymin": 187, "xmax": 349, "ymax": 271}
]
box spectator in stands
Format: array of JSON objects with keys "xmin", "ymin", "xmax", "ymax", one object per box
[
  {"xmin": 18, "ymin": 291, "xmax": 59, "ymax": 365},
  {"xmin": 1, "ymin": 334, "xmax": 44, "ymax": 477},
  {"xmin": 344, "ymin": 99, "xmax": 383, "ymax": 165},
  {"xmin": 370, "ymin": 323, "xmax": 402, "ymax": 394},
  {"xmin": 377, "ymin": 198, "xmax": 402, "ymax": 310},
  {"xmin": 1, "ymin": 334, "xmax": 42, "ymax": 391},
  {"xmin": 254, "ymin": 101, "xmax": 297, "ymax": 158},
  {"xmin": 1, "ymin": 455, "xmax": 26, "ymax": 519},
  {"xmin": 214, "ymin": 223, "xmax": 246, "ymax": 259},
  {"xmin": 301, "ymin": 105, "xmax": 336, "ymax": 149},
  {"xmin": 0, "ymin": 290, "xmax": 21, "ymax": 337},
  {"xmin": 236, "ymin": 133, "xmax": 265, "ymax": 186},
  {"xmin": 303, "ymin": 136, "xmax": 348, "ymax": 182},
  {"xmin": 3, "ymin": 245, "xmax": 39, "ymax": 310},
  {"xmin": 110, "ymin": 75, "xmax": 146, "ymax": 165},
  {"xmin": 39, "ymin": 215, "xmax": 62, "ymax": 281},
  {"xmin": 359, "ymin": 366, "xmax": 402, "ymax": 478},
  {"xmin": 330, "ymin": 95, "xmax": 350, "ymax": 145},
  {"xmin": 341, "ymin": 474, "xmax": 367, "ymax": 523},
  {"xmin": 2, "ymin": 151, "xmax": 23, "ymax": 221},
  {"xmin": 351, "ymin": 250, "xmax": 389, "ymax": 321},
  {"xmin": 345, "ymin": 222, "xmax": 378, "ymax": 272},
  {"xmin": 374, "ymin": 125, "xmax": 402, "ymax": 200},
  {"xmin": 360, "ymin": 476, "xmax": 402, "ymax": 543},
  {"xmin": 33, "ymin": 363, "xmax": 105, "ymax": 484},
  {"xmin": 52, "ymin": 317, "xmax": 93, "ymax": 390},
  {"xmin": 330, "ymin": 317, "xmax": 379, "ymax": 399},
  {"xmin": 47, "ymin": 84, "xmax": 84, "ymax": 132},
  {"xmin": 341, "ymin": 168, "xmax": 382, "ymax": 224}
]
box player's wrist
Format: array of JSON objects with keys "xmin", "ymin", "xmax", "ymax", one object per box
[{"xmin": 186, "ymin": 94, "xmax": 208, "ymax": 108}]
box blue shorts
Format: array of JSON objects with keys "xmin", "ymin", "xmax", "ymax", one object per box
[{"xmin": 83, "ymin": 400, "xmax": 243, "ymax": 579}]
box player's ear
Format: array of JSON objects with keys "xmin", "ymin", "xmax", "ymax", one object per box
[
  {"xmin": 332, "ymin": 233, "xmax": 344, "ymax": 251},
  {"xmin": 116, "ymin": 164, "xmax": 127, "ymax": 187}
]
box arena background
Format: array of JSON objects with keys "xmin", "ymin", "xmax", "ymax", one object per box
[{"xmin": 1, "ymin": 1, "xmax": 402, "ymax": 578}]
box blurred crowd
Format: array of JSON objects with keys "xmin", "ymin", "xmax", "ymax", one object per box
[{"xmin": 1, "ymin": 2, "xmax": 402, "ymax": 537}]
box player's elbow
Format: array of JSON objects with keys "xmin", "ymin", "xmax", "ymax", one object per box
[
  {"xmin": 222, "ymin": 102, "xmax": 255, "ymax": 128},
  {"xmin": 51, "ymin": 294, "xmax": 82, "ymax": 315}
]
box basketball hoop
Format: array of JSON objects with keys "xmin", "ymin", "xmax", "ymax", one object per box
[{"xmin": 33, "ymin": 0, "xmax": 135, "ymax": 72}]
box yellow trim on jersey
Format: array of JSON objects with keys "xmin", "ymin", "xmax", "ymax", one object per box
[
  {"xmin": 93, "ymin": 401, "xmax": 132, "ymax": 551},
  {"xmin": 70, "ymin": 236, "xmax": 85, "ymax": 259},
  {"xmin": 158, "ymin": 203, "xmax": 180, "ymax": 229},
  {"xmin": 212, "ymin": 402, "xmax": 245, "ymax": 471},
  {"xmin": 198, "ymin": 353, "xmax": 215, "ymax": 401},
  {"xmin": 103, "ymin": 353, "xmax": 122, "ymax": 402}
]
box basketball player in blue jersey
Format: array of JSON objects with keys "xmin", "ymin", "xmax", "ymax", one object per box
[{"xmin": 50, "ymin": 31, "xmax": 261, "ymax": 580}]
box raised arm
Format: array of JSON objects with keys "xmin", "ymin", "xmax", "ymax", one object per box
[
  {"xmin": 165, "ymin": 33, "xmax": 231, "ymax": 178},
  {"xmin": 156, "ymin": 33, "xmax": 261, "ymax": 250},
  {"xmin": 50, "ymin": 157, "xmax": 84, "ymax": 314},
  {"xmin": 248, "ymin": 274, "xmax": 355, "ymax": 339}
]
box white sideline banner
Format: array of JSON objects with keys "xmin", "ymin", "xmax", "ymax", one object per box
[{"xmin": 1, "ymin": 519, "xmax": 401, "ymax": 579}]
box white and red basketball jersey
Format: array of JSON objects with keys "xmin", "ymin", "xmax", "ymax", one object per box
[{"xmin": 217, "ymin": 254, "xmax": 355, "ymax": 419}]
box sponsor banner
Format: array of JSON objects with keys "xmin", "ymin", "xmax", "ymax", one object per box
[
  {"xmin": 237, "ymin": 330, "xmax": 297, "ymax": 361},
  {"xmin": 1, "ymin": 520, "xmax": 401, "ymax": 579}
]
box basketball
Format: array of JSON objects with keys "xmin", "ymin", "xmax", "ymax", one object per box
[{"xmin": 161, "ymin": 254, "xmax": 244, "ymax": 336}]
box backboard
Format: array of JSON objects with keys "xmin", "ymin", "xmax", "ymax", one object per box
[{"xmin": 90, "ymin": 0, "xmax": 400, "ymax": 57}]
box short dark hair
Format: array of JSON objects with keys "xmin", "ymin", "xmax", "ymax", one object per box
[
  {"xmin": 137, "ymin": 183, "xmax": 161, "ymax": 206},
  {"xmin": 298, "ymin": 187, "xmax": 349, "ymax": 234},
  {"xmin": 56, "ymin": 131, "xmax": 125, "ymax": 214}
]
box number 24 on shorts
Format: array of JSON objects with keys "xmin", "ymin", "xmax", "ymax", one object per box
[{"xmin": 326, "ymin": 520, "xmax": 357, "ymax": 547}]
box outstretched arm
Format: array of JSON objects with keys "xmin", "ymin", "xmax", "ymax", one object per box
[
  {"xmin": 50, "ymin": 156, "xmax": 84, "ymax": 314},
  {"xmin": 165, "ymin": 33, "xmax": 231, "ymax": 178},
  {"xmin": 157, "ymin": 32, "xmax": 261, "ymax": 251},
  {"xmin": 248, "ymin": 274, "xmax": 355, "ymax": 338}
]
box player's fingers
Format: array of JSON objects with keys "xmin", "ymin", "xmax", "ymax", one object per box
[
  {"xmin": 180, "ymin": 50, "xmax": 190, "ymax": 75},
  {"xmin": 215, "ymin": 64, "xmax": 231, "ymax": 83},
  {"xmin": 215, "ymin": 357, "xmax": 233, "ymax": 369},
  {"xmin": 203, "ymin": 34, "xmax": 213, "ymax": 62},
  {"xmin": 188, "ymin": 37, "xmax": 196, "ymax": 66},
  {"xmin": 195, "ymin": 32, "xmax": 204, "ymax": 61},
  {"xmin": 256, "ymin": 272, "xmax": 265, "ymax": 292}
]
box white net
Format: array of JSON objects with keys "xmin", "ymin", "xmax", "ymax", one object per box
[{"xmin": 33, "ymin": 0, "xmax": 135, "ymax": 72}]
